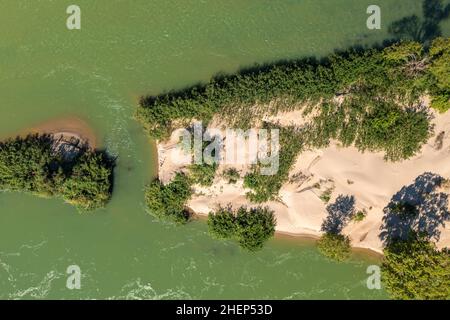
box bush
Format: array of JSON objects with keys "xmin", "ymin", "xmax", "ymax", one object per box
[
  {"xmin": 0, "ymin": 134, "xmax": 114, "ymax": 211},
  {"xmin": 382, "ymin": 233, "xmax": 450, "ymax": 300},
  {"xmin": 317, "ymin": 233, "xmax": 351, "ymax": 262},
  {"xmin": 352, "ymin": 210, "xmax": 367, "ymax": 222},
  {"xmin": 207, "ymin": 206, "xmax": 276, "ymax": 251},
  {"xmin": 223, "ymin": 168, "xmax": 240, "ymax": 184},
  {"xmin": 431, "ymin": 93, "xmax": 450, "ymax": 113},
  {"xmin": 188, "ymin": 162, "xmax": 218, "ymax": 186},
  {"xmin": 145, "ymin": 173, "xmax": 192, "ymax": 224}
]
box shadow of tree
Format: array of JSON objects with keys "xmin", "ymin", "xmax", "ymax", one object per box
[
  {"xmin": 379, "ymin": 172, "xmax": 450, "ymax": 246},
  {"xmin": 389, "ymin": 0, "xmax": 450, "ymax": 46},
  {"xmin": 321, "ymin": 195, "xmax": 355, "ymax": 234}
]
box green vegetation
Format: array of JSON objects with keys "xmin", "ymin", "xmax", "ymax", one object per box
[
  {"xmin": 137, "ymin": 39, "xmax": 446, "ymax": 141},
  {"xmin": 382, "ymin": 233, "xmax": 450, "ymax": 300},
  {"xmin": 307, "ymin": 98, "xmax": 431, "ymax": 161},
  {"xmin": 243, "ymin": 125, "xmax": 304, "ymax": 203},
  {"xmin": 428, "ymin": 38, "xmax": 450, "ymax": 112},
  {"xmin": 137, "ymin": 39, "xmax": 450, "ymax": 204},
  {"xmin": 352, "ymin": 210, "xmax": 367, "ymax": 222},
  {"xmin": 207, "ymin": 206, "xmax": 276, "ymax": 251},
  {"xmin": 317, "ymin": 233, "xmax": 351, "ymax": 262},
  {"xmin": 188, "ymin": 162, "xmax": 218, "ymax": 186},
  {"xmin": 0, "ymin": 134, "xmax": 114, "ymax": 211},
  {"xmin": 145, "ymin": 173, "xmax": 192, "ymax": 224},
  {"xmin": 389, "ymin": 201, "xmax": 419, "ymax": 220},
  {"xmin": 223, "ymin": 168, "xmax": 240, "ymax": 184},
  {"xmin": 319, "ymin": 187, "xmax": 334, "ymax": 203}
]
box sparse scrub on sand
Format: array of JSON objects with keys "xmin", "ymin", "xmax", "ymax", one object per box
[
  {"xmin": 243, "ymin": 124, "xmax": 304, "ymax": 203},
  {"xmin": 319, "ymin": 187, "xmax": 334, "ymax": 203},
  {"xmin": 223, "ymin": 168, "xmax": 240, "ymax": 184},
  {"xmin": 188, "ymin": 162, "xmax": 218, "ymax": 187},
  {"xmin": 353, "ymin": 210, "xmax": 367, "ymax": 222}
]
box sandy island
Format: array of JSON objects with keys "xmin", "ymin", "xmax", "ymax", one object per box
[{"xmin": 157, "ymin": 103, "xmax": 450, "ymax": 254}]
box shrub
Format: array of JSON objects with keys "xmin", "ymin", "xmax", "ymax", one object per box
[
  {"xmin": 145, "ymin": 173, "xmax": 192, "ymax": 224},
  {"xmin": 188, "ymin": 162, "xmax": 218, "ymax": 186},
  {"xmin": 353, "ymin": 210, "xmax": 367, "ymax": 222},
  {"xmin": 317, "ymin": 233, "xmax": 351, "ymax": 262},
  {"xmin": 223, "ymin": 168, "xmax": 240, "ymax": 184},
  {"xmin": 382, "ymin": 233, "xmax": 450, "ymax": 300},
  {"xmin": 207, "ymin": 206, "xmax": 276, "ymax": 251},
  {"xmin": 431, "ymin": 93, "xmax": 450, "ymax": 113},
  {"xmin": 320, "ymin": 188, "xmax": 334, "ymax": 203}
]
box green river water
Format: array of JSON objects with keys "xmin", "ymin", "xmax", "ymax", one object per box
[{"xmin": 0, "ymin": 0, "xmax": 448, "ymax": 299}]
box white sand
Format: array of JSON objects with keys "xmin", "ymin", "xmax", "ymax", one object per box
[{"xmin": 157, "ymin": 107, "xmax": 450, "ymax": 254}]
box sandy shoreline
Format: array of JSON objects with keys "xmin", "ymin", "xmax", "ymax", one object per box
[
  {"xmin": 3, "ymin": 116, "xmax": 99, "ymax": 149},
  {"xmin": 156, "ymin": 106, "xmax": 450, "ymax": 255}
]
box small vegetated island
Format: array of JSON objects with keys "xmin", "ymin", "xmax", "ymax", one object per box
[
  {"xmin": 138, "ymin": 38, "xmax": 450, "ymax": 299},
  {"xmin": 0, "ymin": 134, "xmax": 114, "ymax": 211}
]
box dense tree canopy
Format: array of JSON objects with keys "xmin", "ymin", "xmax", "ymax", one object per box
[
  {"xmin": 382, "ymin": 233, "xmax": 450, "ymax": 300},
  {"xmin": 0, "ymin": 134, "xmax": 114, "ymax": 211},
  {"xmin": 427, "ymin": 37, "xmax": 450, "ymax": 112}
]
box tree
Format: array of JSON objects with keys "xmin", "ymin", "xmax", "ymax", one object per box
[
  {"xmin": 235, "ymin": 206, "xmax": 276, "ymax": 251},
  {"xmin": 317, "ymin": 233, "xmax": 351, "ymax": 262},
  {"xmin": 207, "ymin": 206, "xmax": 276, "ymax": 251},
  {"xmin": 382, "ymin": 233, "xmax": 450, "ymax": 299},
  {"xmin": 428, "ymin": 37, "xmax": 450, "ymax": 112},
  {"xmin": 207, "ymin": 206, "xmax": 236, "ymax": 239},
  {"xmin": 60, "ymin": 151, "xmax": 113, "ymax": 211},
  {"xmin": 145, "ymin": 173, "xmax": 192, "ymax": 224}
]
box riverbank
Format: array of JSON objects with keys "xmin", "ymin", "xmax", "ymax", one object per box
[
  {"xmin": 24, "ymin": 116, "xmax": 99, "ymax": 149},
  {"xmin": 156, "ymin": 105, "xmax": 450, "ymax": 255}
]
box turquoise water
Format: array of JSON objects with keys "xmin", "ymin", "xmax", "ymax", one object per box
[{"xmin": 0, "ymin": 0, "xmax": 447, "ymax": 299}]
